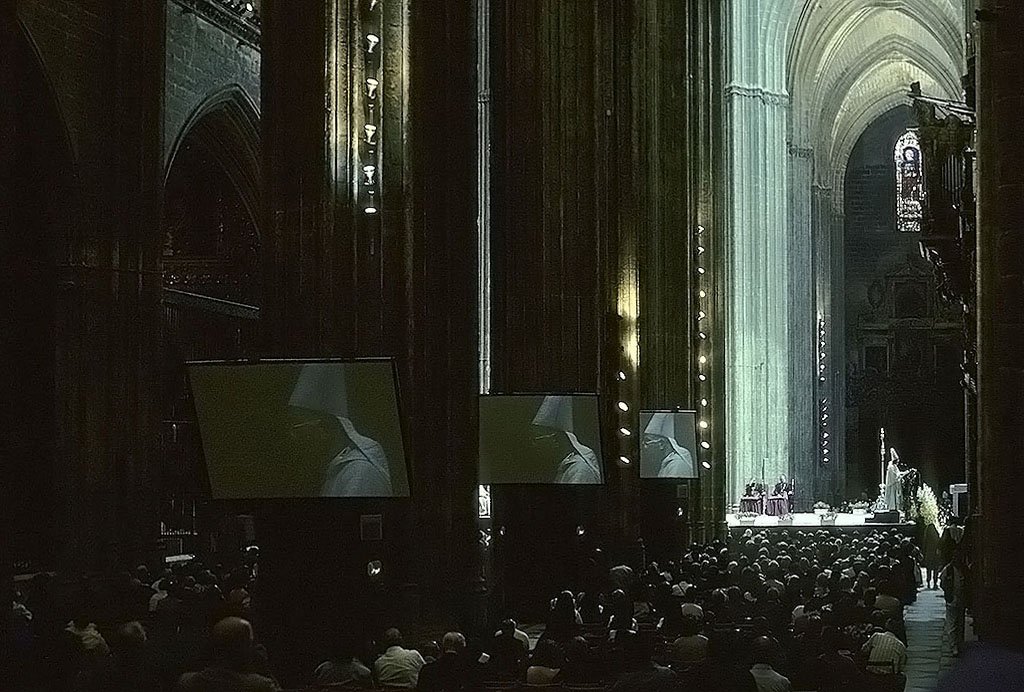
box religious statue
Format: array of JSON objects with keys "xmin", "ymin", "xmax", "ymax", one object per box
[{"xmin": 884, "ymin": 447, "xmax": 911, "ymax": 514}]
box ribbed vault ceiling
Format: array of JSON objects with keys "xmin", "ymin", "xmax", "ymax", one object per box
[{"xmin": 778, "ymin": 0, "xmax": 965, "ymax": 198}]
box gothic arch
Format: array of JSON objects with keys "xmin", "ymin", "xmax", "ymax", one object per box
[
  {"xmin": 4, "ymin": 19, "xmax": 79, "ymax": 569},
  {"xmin": 164, "ymin": 85, "xmax": 261, "ymax": 229}
]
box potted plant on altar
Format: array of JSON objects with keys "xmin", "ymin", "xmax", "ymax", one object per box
[
  {"xmin": 737, "ymin": 511, "xmax": 758, "ymax": 525},
  {"xmin": 820, "ymin": 510, "xmax": 838, "ymax": 525},
  {"xmin": 850, "ymin": 500, "xmax": 871, "ymax": 515},
  {"xmin": 777, "ymin": 513, "xmax": 794, "ymax": 525},
  {"xmin": 813, "ymin": 501, "xmax": 831, "ymax": 516}
]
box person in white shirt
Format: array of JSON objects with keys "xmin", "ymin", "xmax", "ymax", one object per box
[
  {"xmin": 373, "ymin": 628, "xmax": 425, "ymax": 689},
  {"xmin": 862, "ymin": 622, "xmax": 907, "ymax": 674},
  {"xmin": 749, "ymin": 636, "xmax": 792, "ymax": 692}
]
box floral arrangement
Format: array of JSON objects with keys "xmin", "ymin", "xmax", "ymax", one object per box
[
  {"xmin": 737, "ymin": 511, "xmax": 759, "ymax": 522},
  {"xmin": 813, "ymin": 501, "xmax": 830, "ymax": 510},
  {"xmin": 850, "ymin": 500, "xmax": 871, "ymax": 510},
  {"xmin": 917, "ymin": 483, "xmax": 940, "ymax": 528}
]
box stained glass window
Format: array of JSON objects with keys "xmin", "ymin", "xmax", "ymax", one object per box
[
  {"xmin": 477, "ymin": 484, "xmax": 491, "ymax": 519},
  {"xmin": 895, "ymin": 129, "xmax": 924, "ymax": 233}
]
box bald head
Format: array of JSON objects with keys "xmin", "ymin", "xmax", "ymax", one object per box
[{"xmin": 212, "ymin": 617, "xmax": 254, "ymax": 666}]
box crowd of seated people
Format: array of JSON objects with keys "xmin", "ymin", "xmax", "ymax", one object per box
[{"xmin": 10, "ymin": 527, "xmax": 930, "ymax": 692}]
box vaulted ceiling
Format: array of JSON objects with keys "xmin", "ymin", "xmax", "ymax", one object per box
[{"xmin": 780, "ymin": 0, "xmax": 965, "ymax": 198}]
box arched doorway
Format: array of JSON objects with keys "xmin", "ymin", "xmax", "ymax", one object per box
[
  {"xmin": 159, "ymin": 90, "xmax": 261, "ymax": 559},
  {"xmin": 2, "ymin": 22, "xmax": 77, "ymax": 571}
]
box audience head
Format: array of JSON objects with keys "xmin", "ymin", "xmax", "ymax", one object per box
[
  {"xmin": 441, "ymin": 631, "xmax": 466, "ymax": 654},
  {"xmin": 382, "ymin": 627, "xmax": 404, "ymax": 649},
  {"xmin": 751, "ymin": 636, "xmax": 775, "ymax": 666},
  {"xmin": 211, "ymin": 616, "xmax": 255, "ymax": 669}
]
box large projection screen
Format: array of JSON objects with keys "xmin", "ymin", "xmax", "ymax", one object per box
[
  {"xmin": 188, "ymin": 359, "xmax": 410, "ymax": 499},
  {"xmin": 639, "ymin": 410, "xmax": 698, "ymax": 479},
  {"xmin": 479, "ymin": 394, "xmax": 604, "ymax": 485}
]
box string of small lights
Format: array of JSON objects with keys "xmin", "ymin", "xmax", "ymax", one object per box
[
  {"xmin": 695, "ymin": 224, "xmax": 712, "ymax": 471},
  {"xmin": 818, "ymin": 315, "xmax": 830, "ymax": 465}
]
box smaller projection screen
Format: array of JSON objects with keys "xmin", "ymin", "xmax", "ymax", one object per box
[
  {"xmin": 188, "ymin": 359, "xmax": 410, "ymax": 499},
  {"xmin": 639, "ymin": 410, "xmax": 698, "ymax": 479},
  {"xmin": 479, "ymin": 394, "xmax": 604, "ymax": 485}
]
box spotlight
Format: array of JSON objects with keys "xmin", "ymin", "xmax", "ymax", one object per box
[
  {"xmin": 619, "ymin": 427, "xmax": 631, "ymax": 436},
  {"xmin": 697, "ymin": 310, "xmax": 706, "ymax": 320},
  {"xmin": 619, "ymin": 455, "xmax": 632, "ymax": 465},
  {"xmin": 697, "ymin": 267, "xmax": 706, "ymax": 274},
  {"xmin": 244, "ymin": 2, "xmax": 254, "ymax": 12},
  {"xmin": 698, "ymin": 332, "xmax": 707, "ymax": 340},
  {"xmin": 697, "ymin": 246, "xmax": 706, "ymax": 254},
  {"xmin": 699, "ymin": 290, "xmax": 707, "ymax": 298},
  {"xmin": 617, "ymin": 370, "xmax": 627, "ymax": 381},
  {"xmin": 367, "ymin": 559, "xmax": 383, "ymax": 578},
  {"xmin": 363, "ymin": 164, "xmax": 376, "ymax": 186},
  {"xmin": 364, "ymin": 124, "xmax": 378, "ymax": 144},
  {"xmin": 370, "ymin": 0, "xmax": 381, "ymax": 10},
  {"xmin": 698, "ymin": 355, "xmax": 707, "ymax": 365},
  {"xmin": 700, "ymin": 441, "xmax": 710, "ymax": 449},
  {"xmin": 823, "ymin": 457, "xmax": 830, "ymax": 463},
  {"xmin": 576, "ymin": 525, "xmax": 586, "ymax": 537},
  {"xmin": 366, "ymin": 34, "xmax": 381, "ymax": 53},
  {"xmin": 819, "ymin": 376, "xmax": 826, "ymax": 382},
  {"xmin": 617, "ymin": 401, "xmax": 629, "ymax": 412},
  {"xmin": 364, "ymin": 206, "xmax": 378, "ymax": 215},
  {"xmin": 701, "ymin": 460, "xmax": 712, "ymax": 469},
  {"xmin": 698, "ymin": 374, "xmax": 707, "ymax": 382},
  {"xmin": 700, "ymin": 398, "xmax": 708, "ymax": 406},
  {"xmin": 698, "ymin": 420, "xmax": 709, "ymax": 430},
  {"xmin": 697, "ymin": 225, "xmax": 705, "ymax": 233},
  {"xmin": 366, "ymin": 77, "xmax": 380, "ymax": 99}
]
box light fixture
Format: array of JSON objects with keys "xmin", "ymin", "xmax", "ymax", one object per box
[
  {"xmin": 363, "ymin": 164, "xmax": 376, "ymax": 186},
  {"xmin": 697, "ymin": 246, "xmax": 706, "ymax": 254},
  {"xmin": 700, "ymin": 398, "xmax": 708, "ymax": 406},
  {"xmin": 366, "ymin": 33, "xmax": 381, "ymax": 53},
  {"xmin": 366, "ymin": 78, "xmax": 379, "ymax": 99},
  {"xmin": 677, "ymin": 507, "xmax": 684, "ymax": 517},
  {"xmin": 619, "ymin": 455, "xmax": 632, "ymax": 465},
  {"xmin": 617, "ymin": 370, "xmax": 627, "ymax": 381},
  {"xmin": 370, "ymin": 0, "xmax": 381, "ymax": 10},
  {"xmin": 619, "ymin": 427, "xmax": 631, "ymax": 436},
  {"xmin": 697, "ymin": 310, "xmax": 706, "ymax": 320},
  {"xmin": 699, "ymin": 290, "xmax": 707, "ymax": 298},
  {"xmin": 364, "ymin": 124, "xmax": 378, "ymax": 144},
  {"xmin": 576, "ymin": 525, "xmax": 586, "ymax": 537},
  {"xmin": 698, "ymin": 420, "xmax": 709, "ymax": 430},
  {"xmin": 697, "ymin": 267, "xmax": 706, "ymax": 275},
  {"xmin": 700, "ymin": 441, "xmax": 710, "ymax": 449},
  {"xmin": 698, "ymin": 355, "xmax": 707, "ymax": 365},
  {"xmin": 698, "ymin": 332, "xmax": 707, "ymax": 339},
  {"xmin": 364, "ymin": 206, "xmax": 378, "ymax": 215},
  {"xmin": 617, "ymin": 401, "xmax": 629, "ymax": 412},
  {"xmin": 698, "ymin": 374, "xmax": 707, "ymax": 382},
  {"xmin": 697, "ymin": 225, "xmax": 705, "ymax": 233},
  {"xmin": 701, "ymin": 460, "xmax": 712, "ymax": 469}
]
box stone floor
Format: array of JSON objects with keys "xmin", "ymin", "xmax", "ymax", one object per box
[{"xmin": 904, "ymin": 580, "xmax": 974, "ymax": 692}]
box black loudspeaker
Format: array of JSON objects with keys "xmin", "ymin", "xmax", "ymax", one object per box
[{"xmin": 867, "ymin": 510, "xmax": 899, "ymax": 523}]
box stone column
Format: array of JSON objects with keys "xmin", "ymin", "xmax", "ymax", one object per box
[
  {"xmin": 725, "ymin": 81, "xmax": 792, "ymax": 502},
  {"xmin": 974, "ymin": 0, "xmax": 1024, "ymax": 647},
  {"xmin": 812, "ymin": 183, "xmax": 845, "ymax": 504},
  {"xmin": 789, "ymin": 143, "xmax": 816, "ymax": 507}
]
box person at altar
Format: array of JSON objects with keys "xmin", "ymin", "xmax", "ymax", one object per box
[
  {"xmin": 884, "ymin": 448, "xmax": 911, "ymax": 515},
  {"xmin": 744, "ymin": 478, "xmax": 764, "ymax": 497}
]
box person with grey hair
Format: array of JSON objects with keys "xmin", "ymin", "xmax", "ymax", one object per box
[
  {"xmin": 531, "ymin": 395, "xmax": 602, "ymax": 484},
  {"xmin": 288, "ymin": 363, "xmax": 393, "ymax": 497},
  {"xmin": 417, "ymin": 631, "xmax": 473, "ymax": 692},
  {"xmin": 177, "ymin": 616, "xmax": 279, "ymax": 692}
]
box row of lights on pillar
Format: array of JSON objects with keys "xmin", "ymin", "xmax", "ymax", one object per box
[
  {"xmin": 359, "ymin": 0, "xmax": 384, "ymax": 220},
  {"xmin": 616, "ymin": 367, "xmax": 632, "ymax": 467},
  {"xmin": 818, "ymin": 316, "xmax": 830, "ymax": 465},
  {"xmin": 695, "ymin": 225, "xmax": 712, "ymax": 470}
]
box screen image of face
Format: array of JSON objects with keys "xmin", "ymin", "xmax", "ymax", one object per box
[
  {"xmin": 478, "ymin": 394, "xmax": 604, "ymax": 485},
  {"xmin": 639, "ymin": 410, "xmax": 698, "ymax": 479},
  {"xmin": 188, "ymin": 360, "xmax": 410, "ymax": 499}
]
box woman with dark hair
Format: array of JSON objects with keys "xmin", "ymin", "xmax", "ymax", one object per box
[{"xmin": 540, "ymin": 591, "xmax": 580, "ymax": 643}]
